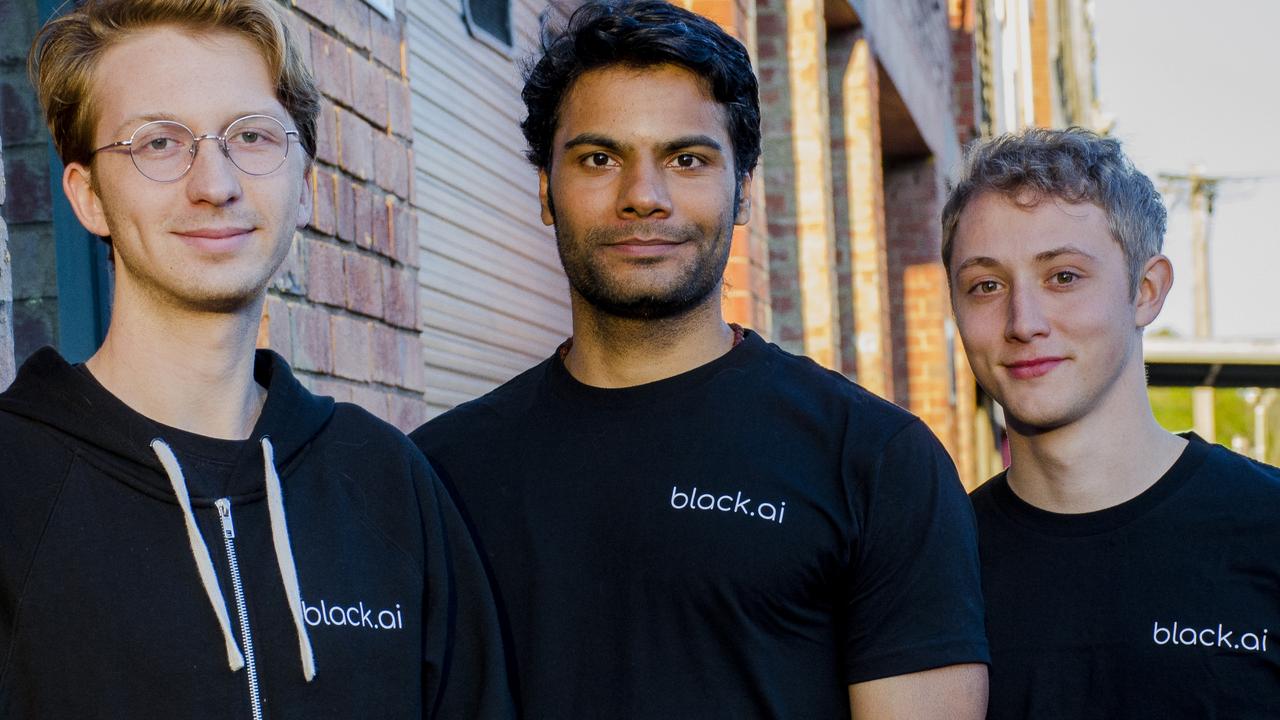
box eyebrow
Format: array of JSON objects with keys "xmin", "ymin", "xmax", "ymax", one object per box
[
  {"xmin": 954, "ymin": 256, "xmax": 1001, "ymax": 273},
  {"xmin": 954, "ymin": 244, "xmax": 1100, "ymax": 274},
  {"xmin": 561, "ymin": 133, "xmax": 725, "ymax": 156},
  {"xmin": 109, "ymin": 112, "xmax": 182, "ymax": 138},
  {"xmin": 108, "ymin": 110, "xmax": 291, "ymax": 139},
  {"xmin": 1033, "ymin": 245, "xmax": 1098, "ymax": 263}
]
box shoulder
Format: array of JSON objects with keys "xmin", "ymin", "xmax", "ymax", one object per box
[
  {"xmin": 0, "ymin": 410, "xmax": 78, "ymax": 480},
  {"xmin": 745, "ymin": 335, "xmax": 921, "ymax": 440},
  {"xmin": 1194, "ymin": 440, "xmax": 1280, "ymax": 500},
  {"xmin": 318, "ymin": 401, "xmax": 431, "ymax": 476},
  {"xmin": 410, "ymin": 359, "xmax": 551, "ymax": 454}
]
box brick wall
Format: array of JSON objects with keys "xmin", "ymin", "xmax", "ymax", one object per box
[
  {"xmin": 828, "ymin": 29, "xmax": 895, "ymax": 394},
  {"xmin": 756, "ymin": 0, "xmax": 840, "ymax": 366},
  {"xmin": 884, "ymin": 157, "xmax": 960, "ymax": 456},
  {"xmin": 950, "ymin": 0, "xmax": 980, "ymax": 145},
  {"xmin": 255, "ymin": 1, "xmax": 427, "ymax": 431},
  {"xmin": 688, "ymin": 0, "xmax": 773, "ymax": 334},
  {"xmin": 1, "ymin": 137, "xmax": 13, "ymax": 390},
  {"xmin": 0, "ymin": 0, "xmax": 59, "ymax": 363}
]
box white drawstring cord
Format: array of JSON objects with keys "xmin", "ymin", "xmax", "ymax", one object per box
[
  {"xmin": 261, "ymin": 437, "xmax": 317, "ymax": 682},
  {"xmin": 150, "ymin": 439, "xmax": 246, "ymax": 673}
]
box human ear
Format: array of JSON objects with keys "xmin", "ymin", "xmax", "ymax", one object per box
[
  {"xmin": 733, "ymin": 171, "xmax": 754, "ymax": 226},
  {"xmin": 1135, "ymin": 254, "xmax": 1173, "ymax": 328},
  {"xmin": 63, "ymin": 162, "xmax": 111, "ymax": 237},
  {"xmin": 538, "ymin": 168, "xmax": 555, "ymax": 226},
  {"xmin": 295, "ymin": 163, "xmax": 314, "ymax": 229}
]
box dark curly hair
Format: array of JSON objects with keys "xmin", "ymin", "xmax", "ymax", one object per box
[{"xmin": 520, "ymin": 0, "xmax": 761, "ymax": 182}]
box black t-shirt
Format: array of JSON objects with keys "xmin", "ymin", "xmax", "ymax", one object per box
[
  {"xmin": 412, "ymin": 330, "xmax": 988, "ymax": 719},
  {"xmin": 75, "ymin": 363, "xmax": 250, "ymax": 497},
  {"xmin": 972, "ymin": 434, "xmax": 1280, "ymax": 719}
]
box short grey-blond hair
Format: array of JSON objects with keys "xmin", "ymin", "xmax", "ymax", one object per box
[{"xmin": 941, "ymin": 127, "xmax": 1166, "ymax": 295}]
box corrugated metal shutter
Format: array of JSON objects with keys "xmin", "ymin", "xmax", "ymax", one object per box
[{"xmin": 406, "ymin": 0, "xmax": 571, "ymax": 417}]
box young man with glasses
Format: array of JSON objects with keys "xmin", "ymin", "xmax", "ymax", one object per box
[
  {"xmin": 945, "ymin": 127, "xmax": 1280, "ymax": 717},
  {"xmin": 0, "ymin": 1, "xmax": 513, "ymax": 717},
  {"xmin": 411, "ymin": 2, "xmax": 989, "ymax": 717}
]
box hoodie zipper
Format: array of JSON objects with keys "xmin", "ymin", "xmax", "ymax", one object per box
[{"xmin": 216, "ymin": 498, "xmax": 265, "ymax": 720}]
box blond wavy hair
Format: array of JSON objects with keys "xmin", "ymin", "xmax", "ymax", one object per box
[
  {"xmin": 941, "ymin": 127, "xmax": 1167, "ymax": 295},
  {"xmin": 29, "ymin": 0, "xmax": 319, "ymax": 167}
]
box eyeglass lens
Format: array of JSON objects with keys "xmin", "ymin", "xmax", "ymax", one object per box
[{"xmin": 129, "ymin": 115, "xmax": 292, "ymax": 182}]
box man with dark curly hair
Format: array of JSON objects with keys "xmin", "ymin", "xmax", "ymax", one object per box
[
  {"xmin": 946, "ymin": 127, "xmax": 1280, "ymax": 718},
  {"xmin": 412, "ymin": 2, "xmax": 990, "ymax": 717}
]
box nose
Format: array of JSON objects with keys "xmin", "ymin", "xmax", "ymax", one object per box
[
  {"xmin": 184, "ymin": 135, "xmax": 243, "ymax": 206},
  {"xmin": 617, "ymin": 160, "xmax": 672, "ymax": 219},
  {"xmin": 1005, "ymin": 284, "xmax": 1051, "ymax": 343}
]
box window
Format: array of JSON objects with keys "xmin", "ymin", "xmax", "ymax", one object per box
[{"xmin": 464, "ymin": 0, "xmax": 512, "ymax": 49}]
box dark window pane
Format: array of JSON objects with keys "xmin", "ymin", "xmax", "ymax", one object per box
[{"xmin": 467, "ymin": 0, "xmax": 511, "ymax": 47}]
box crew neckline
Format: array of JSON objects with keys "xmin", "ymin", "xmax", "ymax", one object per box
[
  {"xmin": 988, "ymin": 432, "xmax": 1213, "ymax": 537},
  {"xmin": 544, "ymin": 328, "xmax": 766, "ymax": 410}
]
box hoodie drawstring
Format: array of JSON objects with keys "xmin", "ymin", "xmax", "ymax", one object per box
[
  {"xmin": 150, "ymin": 437, "xmax": 316, "ymax": 683},
  {"xmin": 261, "ymin": 437, "xmax": 317, "ymax": 682},
  {"xmin": 151, "ymin": 439, "xmax": 245, "ymax": 673}
]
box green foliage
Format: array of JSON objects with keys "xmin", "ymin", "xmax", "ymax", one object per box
[{"xmin": 1149, "ymin": 387, "xmax": 1280, "ymax": 464}]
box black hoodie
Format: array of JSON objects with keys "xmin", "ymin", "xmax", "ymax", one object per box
[{"xmin": 0, "ymin": 348, "xmax": 514, "ymax": 719}]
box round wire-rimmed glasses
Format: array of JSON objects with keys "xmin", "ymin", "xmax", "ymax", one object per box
[{"xmin": 90, "ymin": 114, "xmax": 300, "ymax": 182}]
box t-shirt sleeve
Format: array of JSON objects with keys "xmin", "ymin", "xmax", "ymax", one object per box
[
  {"xmin": 841, "ymin": 418, "xmax": 989, "ymax": 684},
  {"xmin": 416, "ymin": 455, "xmax": 517, "ymax": 719}
]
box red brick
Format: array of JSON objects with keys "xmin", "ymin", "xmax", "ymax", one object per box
[
  {"xmin": 370, "ymin": 12, "xmax": 402, "ymax": 74},
  {"xmin": 260, "ymin": 295, "xmax": 293, "ymax": 363},
  {"xmin": 314, "ymin": 99, "xmax": 339, "ymax": 166},
  {"xmin": 336, "ymin": 175, "xmax": 355, "ymax": 242},
  {"xmin": 396, "ymin": 329, "xmax": 425, "ymax": 392},
  {"xmin": 370, "ymin": 323, "xmax": 400, "ymax": 385},
  {"xmin": 306, "ymin": 239, "xmax": 346, "ymax": 307},
  {"xmin": 292, "ymin": 0, "xmax": 333, "ymax": 26},
  {"xmin": 310, "ymin": 27, "xmax": 351, "ymax": 105},
  {"xmin": 350, "ymin": 385, "xmax": 389, "ymax": 421},
  {"xmin": 351, "ymin": 54, "xmax": 389, "ymax": 129},
  {"xmin": 310, "ymin": 376, "xmax": 352, "ymax": 403},
  {"xmin": 372, "ymin": 195, "xmax": 392, "ymax": 256},
  {"xmin": 382, "ymin": 264, "xmax": 418, "ymax": 330},
  {"xmin": 281, "ymin": 10, "xmax": 313, "ymax": 68},
  {"xmin": 386, "ymin": 393, "xmax": 428, "ymax": 433},
  {"xmin": 373, "ymin": 132, "xmax": 409, "ymax": 198},
  {"xmin": 331, "ymin": 314, "xmax": 372, "ymax": 381},
  {"xmin": 333, "ymin": 1, "xmax": 371, "ymax": 50},
  {"xmin": 388, "ymin": 78, "xmax": 412, "ymax": 138},
  {"xmin": 270, "ymin": 230, "xmax": 307, "ymax": 296},
  {"xmin": 309, "ymin": 168, "xmax": 338, "ymax": 235},
  {"xmin": 290, "ymin": 303, "xmax": 332, "ymax": 373},
  {"xmin": 352, "ymin": 183, "xmax": 375, "ymax": 250},
  {"xmin": 343, "ymin": 250, "xmax": 384, "ymax": 317},
  {"xmin": 390, "ymin": 202, "xmax": 416, "ymax": 265},
  {"xmin": 337, "ymin": 107, "xmax": 373, "ymax": 180}
]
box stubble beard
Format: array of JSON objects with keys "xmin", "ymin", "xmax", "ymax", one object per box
[{"xmin": 554, "ymin": 214, "xmax": 734, "ymax": 321}]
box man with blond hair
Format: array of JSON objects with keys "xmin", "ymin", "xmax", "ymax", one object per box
[
  {"xmin": 945, "ymin": 127, "xmax": 1280, "ymax": 718},
  {"xmin": 0, "ymin": 1, "xmax": 513, "ymax": 716}
]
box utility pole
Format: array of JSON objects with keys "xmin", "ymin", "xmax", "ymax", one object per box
[
  {"xmin": 1189, "ymin": 169, "xmax": 1217, "ymax": 441},
  {"xmin": 1161, "ymin": 167, "xmax": 1221, "ymax": 441}
]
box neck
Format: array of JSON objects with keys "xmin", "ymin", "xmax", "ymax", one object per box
[
  {"xmin": 87, "ymin": 283, "xmax": 268, "ymax": 440},
  {"xmin": 563, "ymin": 289, "xmax": 734, "ymax": 388},
  {"xmin": 1004, "ymin": 352, "xmax": 1187, "ymax": 514}
]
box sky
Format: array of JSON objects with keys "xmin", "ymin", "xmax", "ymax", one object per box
[{"xmin": 1093, "ymin": 0, "xmax": 1280, "ymax": 339}]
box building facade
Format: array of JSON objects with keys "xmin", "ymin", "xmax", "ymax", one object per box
[{"xmin": 0, "ymin": 0, "xmax": 1101, "ymax": 487}]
